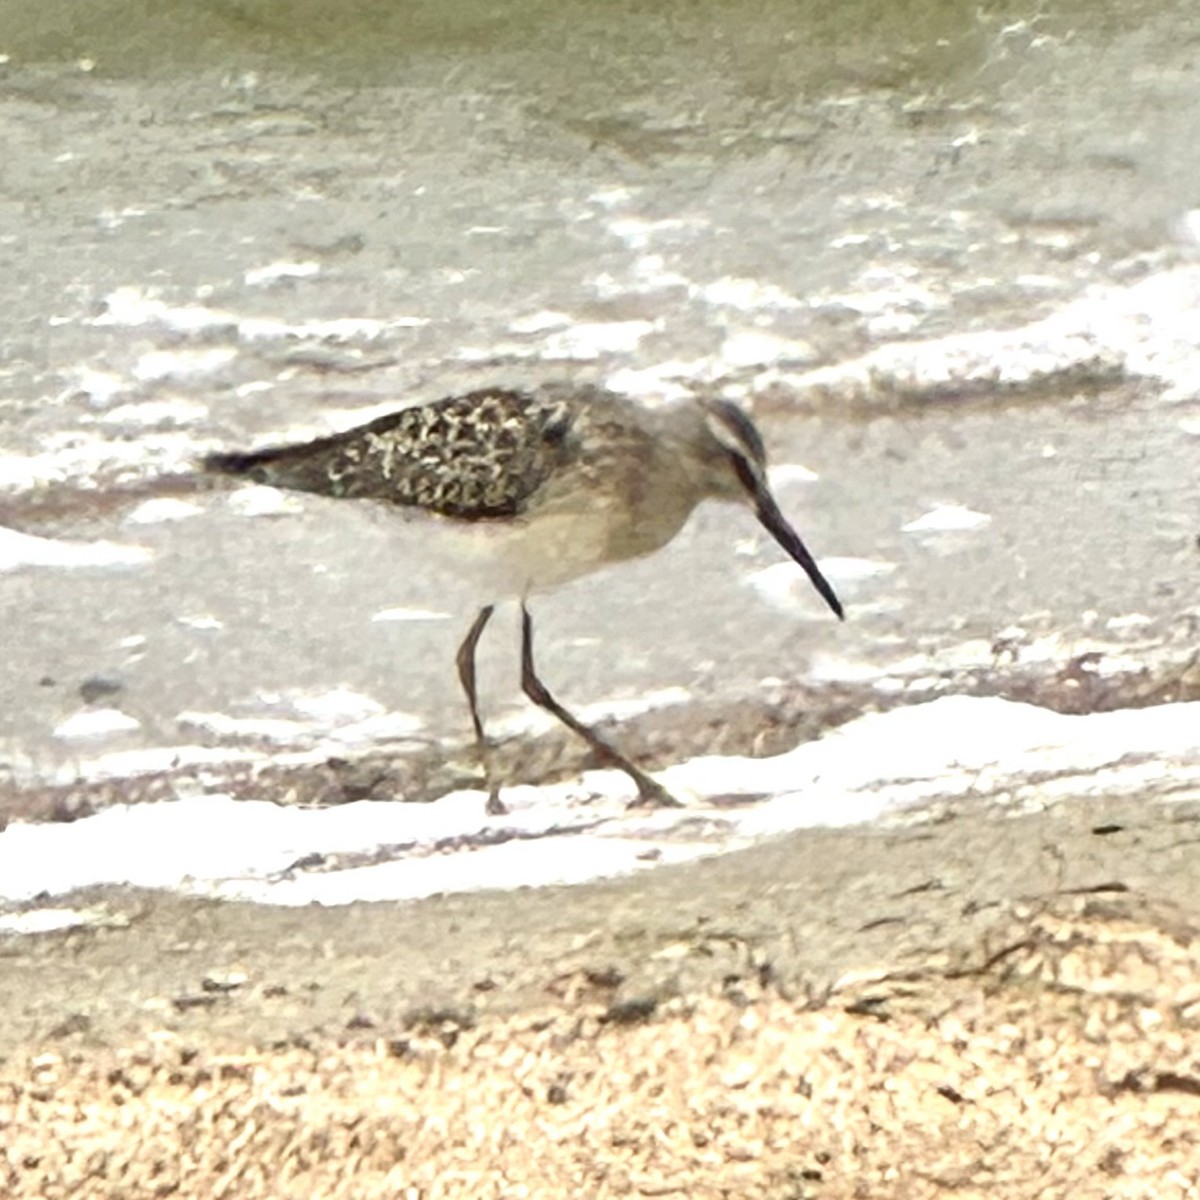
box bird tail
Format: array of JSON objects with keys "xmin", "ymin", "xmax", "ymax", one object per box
[{"xmin": 203, "ymin": 446, "xmax": 293, "ymax": 485}]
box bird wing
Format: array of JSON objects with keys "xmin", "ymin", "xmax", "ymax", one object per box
[{"xmin": 205, "ymin": 389, "xmax": 577, "ymax": 519}]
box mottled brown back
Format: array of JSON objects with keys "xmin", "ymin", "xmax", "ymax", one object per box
[{"xmin": 205, "ymin": 389, "xmax": 577, "ymax": 520}]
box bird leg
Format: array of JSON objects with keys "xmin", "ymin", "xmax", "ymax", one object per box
[
  {"xmin": 455, "ymin": 605, "xmax": 506, "ymax": 814},
  {"xmin": 519, "ymin": 603, "xmax": 682, "ymax": 809}
]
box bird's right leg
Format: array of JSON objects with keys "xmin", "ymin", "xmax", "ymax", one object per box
[
  {"xmin": 518, "ymin": 603, "xmax": 682, "ymax": 809},
  {"xmin": 455, "ymin": 605, "xmax": 504, "ymax": 814}
]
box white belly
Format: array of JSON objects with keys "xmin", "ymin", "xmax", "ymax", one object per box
[{"xmin": 392, "ymin": 487, "xmax": 700, "ymax": 602}]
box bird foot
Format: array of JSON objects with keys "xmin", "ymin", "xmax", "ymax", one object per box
[{"xmin": 626, "ymin": 777, "xmax": 685, "ymax": 810}]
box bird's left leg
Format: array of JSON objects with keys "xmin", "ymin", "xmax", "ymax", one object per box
[
  {"xmin": 518, "ymin": 602, "xmax": 681, "ymax": 808},
  {"xmin": 455, "ymin": 604, "xmax": 505, "ymax": 814}
]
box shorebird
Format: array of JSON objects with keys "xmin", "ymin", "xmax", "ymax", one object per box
[{"xmin": 205, "ymin": 384, "xmax": 843, "ymax": 810}]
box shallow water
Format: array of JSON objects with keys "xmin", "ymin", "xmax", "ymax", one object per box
[{"xmin": 0, "ymin": 0, "xmax": 1197, "ymax": 910}]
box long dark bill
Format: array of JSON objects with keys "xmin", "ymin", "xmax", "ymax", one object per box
[{"xmin": 753, "ymin": 486, "xmax": 844, "ymax": 621}]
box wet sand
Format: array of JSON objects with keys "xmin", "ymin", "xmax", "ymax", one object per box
[{"xmin": 4, "ymin": 791, "xmax": 1200, "ymax": 1196}]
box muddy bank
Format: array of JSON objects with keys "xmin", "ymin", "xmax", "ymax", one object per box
[{"xmin": 3, "ymin": 788, "xmax": 1198, "ymax": 1056}]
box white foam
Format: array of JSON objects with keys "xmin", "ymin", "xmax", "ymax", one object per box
[
  {"xmin": 371, "ymin": 607, "xmax": 452, "ymax": 623},
  {"xmin": 226, "ymin": 486, "xmax": 305, "ymax": 517},
  {"xmin": 760, "ymin": 264, "xmax": 1200, "ymax": 405},
  {"xmin": 243, "ymin": 261, "xmax": 321, "ymax": 286},
  {"xmin": 275, "ymin": 687, "xmax": 385, "ymax": 724},
  {"xmin": 0, "ymin": 906, "xmax": 120, "ymax": 935},
  {"xmin": 509, "ymin": 310, "xmax": 571, "ymax": 334},
  {"xmin": 1105, "ymin": 613, "xmax": 1154, "ymax": 632},
  {"xmin": 124, "ymin": 498, "xmax": 204, "ymax": 525},
  {"xmin": 1177, "ymin": 209, "xmax": 1200, "ymax": 246},
  {"xmin": 133, "ymin": 347, "xmax": 237, "ymax": 382},
  {"xmin": 541, "ymin": 320, "xmax": 659, "ymax": 360},
  {"xmin": 96, "ymin": 207, "xmax": 147, "ymax": 232},
  {"xmin": 693, "ymin": 277, "xmax": 804, "ymax": 311},
  {"xmin": 606, "ymin": 216, "xmax": 708, "ymax": 250},
  {"xmin": 604, "ymin": 361, "xmax": 715, "ymax": 402},
  {"xmin": 721, "ymin": 331, "xmax": 816, "ymax": 369},
  {"xmin": 820, "ymin": 556, "xmax": 899, "ymax": 581},
  {"xmin": 238, "ymin": 316, "xmax": 425, "ymax": 341},
  {"xmin": 65, "ymin": 367, "xmax": 125, "ymax": 406},
  {"xmin": 90, "ymin": 287, "xmax": 236, "ymax": 334},
  {"xmin": 819, "ymin": 267, "xmax": 943, "ymax": 337},
  {"xmin": 766, "ymin": 463, "xmax": 820, "ymax": 488},
  {"xmin": 176, "ymin": 713, "xmax": 315, "ymax": 745},
  {"xmin": 91, "ymin": 286, "xmax": 426, "ymax": 343},
  {"xmin": 1, "ymin": 696, "xmax": 1194, "ymax": 915},
  {"xmin": 587, "ymin": 187, "xmax": 635, "ymax": 208},
  {"xmin": 53, "ymin": 708, "xmax": 141, "ymax": 740},
  {"xmin": 177, "ymin": 688, "xmax": 424, "ymax": 750},
  {"xmin": 175, "ymin": 613, "xmax": 224, "ymax": 631},
  {"xmin": 902, "ymin": 504, "xmax": 992, "ymax": 533},
  {"xmin": 98, "ymin": 399, "xmax": 209, "ymax": 429},
  {"xmin": 0, "ymin": 433, "xmax": 200, "ymax": 492},
  {"xmin": 0, "ymin": 526, "xmax": 152, "ymax": 571}
]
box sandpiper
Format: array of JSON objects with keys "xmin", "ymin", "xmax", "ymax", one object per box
[{"xmin": 205, "ymin": 384, "xmax": 843, "ymax": 810}]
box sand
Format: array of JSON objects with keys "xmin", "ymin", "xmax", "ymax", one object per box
[{"xmin": 3, "ymin": 793, "xmax": 1199, "ymax": 1197}]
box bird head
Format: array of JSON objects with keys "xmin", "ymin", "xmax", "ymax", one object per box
[{"xmin": 701, "ymin": 398, "xmax": 844, "ymax": 620}]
